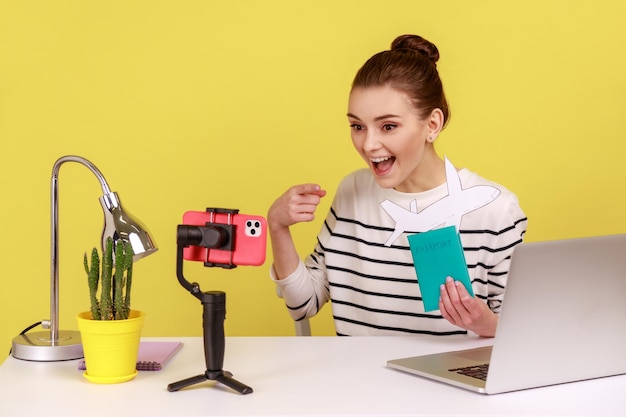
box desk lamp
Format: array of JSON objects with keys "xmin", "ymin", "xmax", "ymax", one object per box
[{"xmin": 11, "ymin": 155, "xmax": 158, "ymax": 362}]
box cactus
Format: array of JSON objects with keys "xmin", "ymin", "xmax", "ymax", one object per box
[
  {"xmin": 113, "ymin": 240, "xmax": 133, "ymax": 320},
  {"xmin": 83, "ymin": 248, "xmax": 101, "ymax": 320},
  {"xmin": 100, "ymin": 238, "xmax": 114, "ymax": 320},
  {"xmin": 83, "ymin": 237, "xmax": 134, "ymax": 320},
  {"xmin": 123, "ymin": 255, "xmax": 133, "ymax": 319}
]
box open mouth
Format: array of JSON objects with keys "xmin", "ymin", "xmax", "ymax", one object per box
[{"xmin": 371, "ymin": 156, "xmax": 395, "ymax": 176}]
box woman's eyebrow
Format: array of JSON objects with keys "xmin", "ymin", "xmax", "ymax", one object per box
[{"xmin": 347, "ymin": 113, "xmax": 400, "ymax": 121}]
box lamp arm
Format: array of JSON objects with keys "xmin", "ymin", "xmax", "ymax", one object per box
[
  {"xmin": 49, "ymin": 155, "xmax": 113, "ymax": 343},
  {"xmin": 52, "ymin": 155, "xmax": 112, "ymax": 194}
]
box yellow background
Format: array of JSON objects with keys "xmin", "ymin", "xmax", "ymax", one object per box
[{"xmin": 1, "ymin": 1, "xmax": 625, "ymax": 362}]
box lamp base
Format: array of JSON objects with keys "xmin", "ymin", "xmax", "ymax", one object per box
[{"xmin": 11, "ymin": 330, "xmax": 83, "ymax": 362}]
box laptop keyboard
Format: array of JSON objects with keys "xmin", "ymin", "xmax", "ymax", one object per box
[{"xmin": 448, "ymin": 364, "xmax": 489, "ymax": 381}]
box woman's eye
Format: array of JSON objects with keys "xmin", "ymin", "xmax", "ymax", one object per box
[
  {"xmin": 382, "ymin": 124, "xmax": 397, "ymax": 131},
  {"xmin": 350, "ymin": 123, "xmax": 364, "ymax": 131}
]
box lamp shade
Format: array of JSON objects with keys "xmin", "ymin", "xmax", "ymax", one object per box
[{"xmin": 100, "ymin": 191, "xmax": 158, "ymax": 261}]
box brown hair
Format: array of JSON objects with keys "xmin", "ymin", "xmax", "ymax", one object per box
[{"xmin": 351, "ymin": 34, "xmax": 450, "ymax": 127}]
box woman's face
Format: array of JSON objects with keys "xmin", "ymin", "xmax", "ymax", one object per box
[{"xmin": 347, "ymin": 85, "xmax": 441, "ymax": 193}]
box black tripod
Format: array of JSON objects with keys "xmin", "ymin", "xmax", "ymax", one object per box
[{"xmin": 167, "ymin": 211, "xmax": 253, "ymax": 395}]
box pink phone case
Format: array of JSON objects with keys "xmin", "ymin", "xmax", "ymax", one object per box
[{"xmin": 182, "ymin": 210, "xmax": 267, "ymax": 267}]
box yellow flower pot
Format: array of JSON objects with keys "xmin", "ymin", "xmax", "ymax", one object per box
[{"xmin": 76, "ymin": 309, "xmax": 145, "ymax": 384}]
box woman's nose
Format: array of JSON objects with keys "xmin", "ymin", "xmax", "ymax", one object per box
[{"xmin": 362, "ymin": 131, "xmax": 382, "ymax": 152}]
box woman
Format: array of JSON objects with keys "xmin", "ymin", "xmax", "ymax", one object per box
[{"xmin": 268, "ymin": 35, "xmax": 527, "ymax": 337}]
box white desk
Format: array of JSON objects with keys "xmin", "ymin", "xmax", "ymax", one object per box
[{"xmin": 0, "ymin": 336, "xmax": 624, "ymax": 417}]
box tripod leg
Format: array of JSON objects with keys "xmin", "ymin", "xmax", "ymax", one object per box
[
  {"xmin": 167, "ymin": 374, "xmax": 208, "ymax": 392},
  {"xmin": 216, "ymin": 373, "xmax": 253, "ymax": 395}
]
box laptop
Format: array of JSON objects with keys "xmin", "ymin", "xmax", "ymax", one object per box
[{"xmin": 387, "ymin": 233, "xmax": 626, "ymax": 394}]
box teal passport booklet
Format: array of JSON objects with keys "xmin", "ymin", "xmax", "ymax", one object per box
[{"xmin": 407, "ymin": 225, "xmax": 474, "ymax": 312}]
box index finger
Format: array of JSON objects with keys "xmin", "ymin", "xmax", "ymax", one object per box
[{"xmin": 295, "ymin": 183, "xmax": 327, "ymax": 197}]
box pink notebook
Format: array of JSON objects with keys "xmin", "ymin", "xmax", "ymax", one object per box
[{"xmin": 78, "ymin": 341, "xmax": 183, "ymax": 371}]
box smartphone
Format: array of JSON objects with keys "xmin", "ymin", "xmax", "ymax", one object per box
[{"xmin": 182, "ymin": 209, "xmax": 267, "ymax": 267}]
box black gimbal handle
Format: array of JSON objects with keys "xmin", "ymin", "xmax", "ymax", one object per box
[{"xmin": 202, "ymin": 290, "xmax": 225, "ymax": 372}]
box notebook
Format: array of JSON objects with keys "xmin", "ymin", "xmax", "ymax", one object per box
[
  {"xmin": 387, "ymin": 233, "xmax": 626, "ymax": 394},
  {"xmin": 79, "ymin": 341, "xmax": 183, "ymax": 371}
]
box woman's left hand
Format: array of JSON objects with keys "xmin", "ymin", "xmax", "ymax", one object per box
[{"xmin": 439, "ymin": 277, "xmax": 498, "ymax": 337}]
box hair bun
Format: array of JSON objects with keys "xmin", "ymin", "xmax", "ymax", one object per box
[{"xmin": 391, "ymin": 34, "xmax": 440, "ymax": 64}]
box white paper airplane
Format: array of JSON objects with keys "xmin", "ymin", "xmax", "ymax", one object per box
[{"xmin": 380, "ymin": 157, "xmax": 500, "ymax": 246}]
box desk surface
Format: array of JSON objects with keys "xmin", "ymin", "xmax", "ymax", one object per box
[{"xmin": 1, "ymin": 336, "xmax": 624, "ymax": 417}]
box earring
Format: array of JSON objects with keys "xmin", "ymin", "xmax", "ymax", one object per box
[{"xmin": 427, "ymin": 136, "xmax": 435, "ymax": 142}]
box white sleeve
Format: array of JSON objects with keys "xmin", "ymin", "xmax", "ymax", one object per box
[{"xmin": 271, "ymin": 246, "xmax": 331, "ymax": 321}]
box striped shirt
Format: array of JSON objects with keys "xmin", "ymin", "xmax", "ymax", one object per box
[{"xmin": 273, "ymin": 168, "xmax": 528, "ymax": 336}]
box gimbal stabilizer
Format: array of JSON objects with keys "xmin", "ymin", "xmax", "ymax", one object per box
[{"xmin": 167, "ymin": 208, "xmax": 253, "ymax": 395}]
